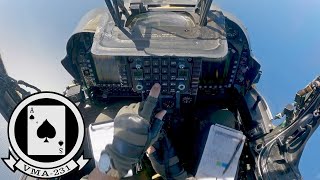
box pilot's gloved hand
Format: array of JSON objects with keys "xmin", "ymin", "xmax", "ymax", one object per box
[
  {"xmin": 147, "ymin": 132, "xmax": 188, "ymax": 180},
  {"xmin": 98, "ymin": 83, "xmax": 167, "ymax": 178}
]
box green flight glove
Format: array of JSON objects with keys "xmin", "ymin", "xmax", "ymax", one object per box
[
  {"xmin": 100, "ymin": 83, "xmax": 167, "ymax": 177},
  {"xmin": 147, "ymin": 132, "xmax": 188, "ymax": 180}
]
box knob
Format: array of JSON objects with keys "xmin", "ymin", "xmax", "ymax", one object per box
[
  {"xmin": 178, "ymin": 84, "xmax": 186, "ymax": 91},
  {"xmin": 179, "ymin": 64, "xmax": 185, "ymax": 69},
  {"xmin": 136, "ymin": 84, "xmax": 143, "ymax": 91}
]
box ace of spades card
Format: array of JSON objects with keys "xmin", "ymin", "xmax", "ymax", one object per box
[{"xmin": 27, "ymin": 105, "xmax": 66, "ymax": 156}]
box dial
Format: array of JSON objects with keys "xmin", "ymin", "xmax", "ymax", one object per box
[
  {"xmin": 182, "ymin": 96, "xmax": 193, "ymax": 104},
  {"xmin": 162, "ymin": 99, "xmax": 175, "ymax": 109}
]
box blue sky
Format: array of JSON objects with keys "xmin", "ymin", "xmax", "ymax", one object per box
[{"xmin": 0, "ymin": 0, "xmax": 319, "ymax": 179}]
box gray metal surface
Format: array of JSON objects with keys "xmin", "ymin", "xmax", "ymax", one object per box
[{"xmin": 90, "ymin": 7, "xmax": 228, "ymax": 58}]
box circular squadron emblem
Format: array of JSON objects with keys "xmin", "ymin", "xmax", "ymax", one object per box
[{"xmin": 2, "ymin": 92, "xmax": 89, "ymax": 178}]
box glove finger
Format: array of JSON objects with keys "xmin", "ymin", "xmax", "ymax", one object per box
[
  {"xmin": 127, "ymin": 103, "xmax": 139, "ymax": 114},
  {"xmin": 155, "ymin": 110, "xmax": 166, "ymax": 120},
  {"xmin": 148, "ymin": 148, "xmax": 163, "ymax": 164},
  {"xmin": 115, "ymin": 105, "xmax": 128, "ymax": 117},
  {"xmin": 149, "ymin": 118, "xmax": 165, "ymax": 146},
  {"xmin": 127, "ymin": 103, "xmax": 137, "ymax": 109},
  {"xmin": 148, "ymin": 142, "xmax": 165, "ymax": 171},
  {"xmin": 139, "ymin": 83, "xmax": 161, "ymax": 120},
  {"xmin": 147, "ymin": 136, "xmax": 164, "ymax": 161},
  {"xmin": 148, "ymin": 154, "xmax": 166, "ymax": 178},
  {"xmin": 164, "ymin": 135, "xmax": 175, "ymax": 154},
  {"xmin": 149, "ymin": 146, "xmax": 186, "ymax": 180},
  {"xmin": 116, "ymin": 103, "xmax": 140, "ymax": 117},
  {"xmin": 149, "ymin": 134, "xmax": 188, "ymax": 180},
  {"xmin": 146, "ymin": 146, "xmax": 156, "ymax": 155},
  {"xmin": 148, "ymin": 83, "xmax": 161, "ymax": 98}
]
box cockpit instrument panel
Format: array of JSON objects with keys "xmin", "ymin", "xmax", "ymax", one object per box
[{"xmin": 62, "ymin": 7, "xmax": 261, "ymax": 105}]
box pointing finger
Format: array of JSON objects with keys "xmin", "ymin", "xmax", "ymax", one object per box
[
  {"xmin": 149, "ymin": 83, "xmax": 161, "ymax": 98},
  {"xmin": 139, "ymin": 83, "xmax": 161, "ymax": 120}
]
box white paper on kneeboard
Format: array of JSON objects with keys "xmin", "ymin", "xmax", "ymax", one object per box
[
  {"xmin": 88, "ymin": 122, "xmax": 114, "ymax": 165},
  {"xmin": 196, "ymin": 124, "xmax": 245, "ymax": 180}
]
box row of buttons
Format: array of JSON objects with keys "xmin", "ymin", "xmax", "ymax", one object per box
[
  {"xmin": 144, "ymin": 74, "xmax": 178, "ymax": 81},
  {"xmin": 80, "ymin": 57, "xmax": 97, "ymax": 86},
  {"xmin": 118, "ymin": 65, "xmax": 129, "ymax": 87},
  {"xmin": 143, "ymin": 81, "xmax": 178, "ymax": 93},
  {"xmin": 190, "ymin": 59, "xmax": 202, "ymax": 95},
  {"xmin": 235, "ymin": 50, "xmax": 249, "ymax": 85},
  {"xmin": 144, "ymin": 81, "xmax": 177, "ymax": 88},
  {"xmin": 143, "ymin": 67, "xmax": 177, "ymax": 74},
  {"xmin": 143, "ymin": 59, "xmax": 178, "ymax": 67}
]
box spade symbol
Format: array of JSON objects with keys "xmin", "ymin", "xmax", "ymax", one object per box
[
  {"xmin": 58, "ymin": 141, "xmax": 64, "ymax": 146},
  {"xmin": 37, "ymin": 119, "xmax": 56, "ymax": 143},
  {"xmin": 29, "ymin": 115, "xmax": 34, "ymax": 120}
]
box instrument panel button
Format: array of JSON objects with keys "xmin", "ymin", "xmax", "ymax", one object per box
[
  {"xmin": 145, "ymin": 81, "xmax": 152, "ymax": 88},
  {"xmin": 153, "ymin": 68, "xmax": 160, "ymax": 74},
  {"xmin": 170, "ymin": 82, "xmax": 176, "ymax": 87},
  {"xmin": 162, "ymin": 89, "xmax": 168, "ymax": 93},
  {"xmin": 153, "ymin": 60, "xmax": 159, "ymax": 66},
  {"xmin": 162, "ymin": 82, "xmax": 168, "ymax": 87},
  {"xmin": 144, "ymin": 68, "xmax": 151, "ymax": 74},
  {"xmin": 144, "ymin": 74, "xmax": 151, "ymax": 80},
  {"xmin": 144, "ymin": 60, "xmax": 151, "ymax": 66},
  {"xmin": 170, "ymin": 68, "xmax": 176, "ymax": 74},
  {"xmin": 170, "ymin": 61, "xmax": 177, "ymax": 66},
  {"xmin": 162, "ymin": 60, "xmax": 169, "ymax": 66},
  {"xmin": 153, "ymin": 75, "xmax": 160, "ymax": 81},
  {"xmin": 162, "ymin": 75, "xmax": 168, "ymax": 81},
  {"xmin": 162, "ymin": 68, "xmax": 168, "ymax": 74}
]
